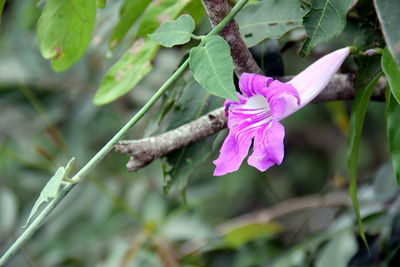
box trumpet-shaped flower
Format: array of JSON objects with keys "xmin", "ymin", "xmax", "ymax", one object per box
[{"xmin": 213, "ymin": 47, "xmax": 350, "ymax": 176}]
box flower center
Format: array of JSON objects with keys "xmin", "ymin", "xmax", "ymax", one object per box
[{"xmin": 231, "ymin": 95, "xmax": 272, "ymax": 129}]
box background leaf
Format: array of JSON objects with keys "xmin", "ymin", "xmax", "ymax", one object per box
[
  {"xmin": 236, "ymin": 0, "xmax": 310, "ymax": 47},
  {"xmin": 347, "ymin": 73, "xmax": 382, "ymax": 246},
  {"xmin": 161, "ymin": 79, "xmax": 222, "ymax": 195},
  {"xmin": 375, "ymin": 0, "xmax": 400, "ymax": 66},
  {"xmin": 0, "ymin": 188, "xmax": 18, "ymax": 237},
  {"xmin": 149, "ymin": 14, "xmax": 195, "ymax": 48},
  {"xmin": 108, "ymin": 0, "xmax": 153, "ymax": 49},
  {"xmin": 382, "ymin": 47, "xmax": 400, "ymax": 104},
  {"xmin": 315, "ymin": 231, "xmax": 358, "ymax": 267},
  {"xmin": 37, "ymin": 0, "xmax": 96, "ymax": 71},
  {"xmin": 96, "ymin": 0, "xmax": 106, "ymax": 9},
  {"xmin": 299, "ymin": 0, "xmax": 352, "ymax": 57},
  {"xmin": 0, "ymin": 0, "xmax": 6, "ymax": 23},
  {"xmin": 95, "ymin": 0, "xmax": 192, "ymax": 105},
  {"xmin": 94, "ymin": 38, "xmax": 159, "ymax": 105},
  {"xmin": 386, "ymin": 90, "xmax": 400, "ymax": 185},
  {"xmin": 222, "ymin": 222, "xmax": 283, "ymax": 249},
  {"xmin": 189, "ymin": 36, "xmax": 237, "ymax": 101},
  {"xmin": 136, "ymin": 0, "xmax": 192, "ymax": 38}
]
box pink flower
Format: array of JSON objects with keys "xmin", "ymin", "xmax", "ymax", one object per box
[{"xmin": 213, "ymin": 47, "xmax": 350, "ymax": 176}]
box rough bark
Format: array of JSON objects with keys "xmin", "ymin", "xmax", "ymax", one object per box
[{"xmin": 201, "ymin": 0, "xmax": 263, "ymax": 75}]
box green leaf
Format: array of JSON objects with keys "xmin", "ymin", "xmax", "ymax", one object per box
[
  {"xmin": 24, "ymin": 167, "xmax": 65, "ymax": 227},
  {"xmin": 96, "ymin": 0, "xmax": 106, "ymax": 8},
  {"xmin": 382, "ymin": 47, "xmax": 400, "ymax": 104},
  {"xmin": 37, "ymin": 0, "xmax": 96, "ymax": 71},
  {"xmin": 375, "ymin": 0, "xmax": 400, "ymax": 66},
  {"xmin": 386, "ymin": 90, "xmax": 400, "ymax": 185},
  {"xmin": 181, "ymin": 0, "xmax": 205, "ymax": 25},
  {"xmin": 0, "ymin": 0, "xmax": 6, "ymax": 23},
  {"xmin": 98, "ymin": 0, "xmax": 192, "ymax": 104},
  {"xmin": 149, "ymin": 14, "xmax": 195, "ymax": 47},
  {"xmin": 108, "ymin": 0, "xmax": 153, "ymax": 49},
  {"xmin": 315, "ymin": 231, "xmax": 358, "ymax": 267},
  {"xmin": 162, "ymin": 80, "xmax": 222, "ymax": 195},
  {"xmin": 236, "ymin": 0, "xmax": 310, "ymax": 47},
  {"xmin": 94, "ymin": 38, "xmax": 159, "ymax": 105},
  {"xmin": 222, "ymin": 222, "xmax": 283, "ymax": 249},
  {"xmin": 136, "ymin": 0, "xmax": 192, "ymax": 38},
  {"xmin": 189, "ymin": 36, "xmax": 237, "ymax": 101},
  {"xmin": 299, "ymin": 0, "xmax": 352, "ymax": 57},
  {"xmin": 24, "ymin": 157, "xmax": 75, "ymax": 227},
  {"xmin": 347, "ymin": 72, "xmax": 382, "ymax": 247}
]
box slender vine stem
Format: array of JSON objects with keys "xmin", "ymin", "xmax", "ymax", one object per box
[{"xmin": 0, "ymin": 0, "xmax": 249, "ymax": 265}]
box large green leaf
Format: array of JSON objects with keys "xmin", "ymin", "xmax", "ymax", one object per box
[
  {"xmin": 37, "ymin": 0, "xmax": 96, "ymax": 71},
  {"xmin": 386, "ymin": 90, "xmax": 400, "ymax": 185},
  {"xmin": 94, "ymin": 38, "xmax": 159, "ymax": 105},
  {"xmin": 149, "ymin": 14, "xmax": 195, "ymax": 47},
  {"xmin": 236, "ymin": 0, "xmax": 310, "ymax": 47},
  {"xmin": 108, "ymin": 0, "xmax": 152, "ymax": 49},
  {"xmin": 299, "ymin": 0, "xmax": 352, "ymax": 57},
  {"xmin": 189, "ymin": 36, "xmax": 237, "ymax": 101},
  {"xmin": 347, "ymin": 73, "xmax": 382, "ymax": 246},
  {"xmin": 382, "ymin": 47, "xmax": 400, "ymax": 104},
  {"xmin": 375, "ymin": 0, "xmax": 400, "ymax": 66}
]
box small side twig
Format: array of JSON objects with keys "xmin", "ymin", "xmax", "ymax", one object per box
[{"xmin": 116, "ymin": 74, "xmax": 387, "ymax": 171}]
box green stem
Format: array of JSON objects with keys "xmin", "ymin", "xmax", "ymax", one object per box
[{"xmin": 0, "ymin": 0, "xmax": 249, "ymax": 265}]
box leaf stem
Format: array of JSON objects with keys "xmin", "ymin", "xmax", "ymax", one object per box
[
  {"xmin": 191, "ymin": 34, "xmax": 205, "ymax": 40},
  {"xmin": 0, "ymin": 0, "xmax": 249, "ymax": 265}
]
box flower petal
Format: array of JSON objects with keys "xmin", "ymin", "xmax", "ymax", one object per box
[
  {"xmin": 213, "ymin": 129, "xmax": 253, "ymax": 176},
  {"xmin": 239, "ymin": 73, "xmax": 273, "ymax": 97},
  {"xmin": 262, "ymin": 80, "xmax": 300, "ymax": 119},
  {"xmin": 247, "ymin": 120, "xmax": 285, "ymax": 171}
]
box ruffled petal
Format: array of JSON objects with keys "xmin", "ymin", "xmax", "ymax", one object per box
[
  {"xmin": 247, "ymin": 120, "xmax": 285, "ymax": 171},
  {"xmin": 213, "ymin": 129, "xmax": 253, "ymax": 176},
  {"xmin": 239, "ymin": 73, "xmax": 273, "ymax": 97},
  {"xmin": 262, "ymin": 80, "xmax": 300, "ymax": 119}
]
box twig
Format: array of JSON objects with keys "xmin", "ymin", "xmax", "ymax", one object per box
[
  {"xmin": 201, "ymin": 0, "xmax": 263, "ymax": 76},
  {"xmin": 115, "ymin": 108, "xmax": 226, "ymax": 171},
  {"xmin": 116, "ymin": 74, "xmax": 387, "ymax": 171}
]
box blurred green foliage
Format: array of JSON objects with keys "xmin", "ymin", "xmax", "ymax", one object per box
[{"xmin": 1, "ymin": 0, "xmax": 400, "ymax": 266}]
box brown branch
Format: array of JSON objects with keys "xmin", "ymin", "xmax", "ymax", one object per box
[
  {"xmin": 116, "ymin": 74, "xmax": 387, "ymax": 171},
  {"xmin": 201, "ymin": 0, "xmax": 263, "ymax": 76},
  {"xmin": 115, "ymin": 108, "xmax": 226, "ymax": 171}
]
